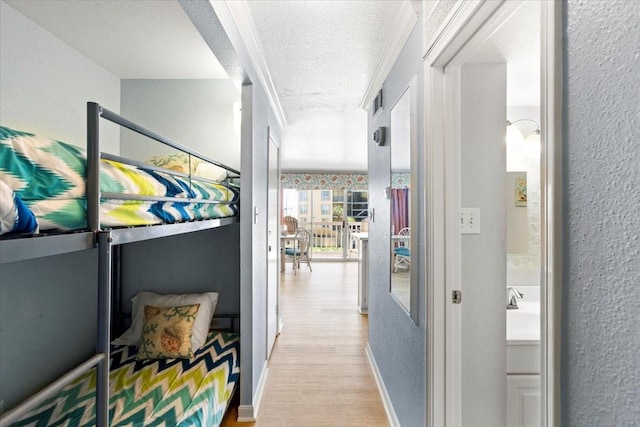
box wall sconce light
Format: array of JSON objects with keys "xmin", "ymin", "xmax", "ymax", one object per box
[
  {"xmin": 507, "ymin": 119, "xmax": 540, "ymax": 143},
  {"xmin": 506, "ymin": 119, "xmax": 540, "ymax": 170}
]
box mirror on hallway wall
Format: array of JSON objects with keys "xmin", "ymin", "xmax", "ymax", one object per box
[{"xmin": 389, "ymin": 81, "xmax": 416, "ymax": 317}]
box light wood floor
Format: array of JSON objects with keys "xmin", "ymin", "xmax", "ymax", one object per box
[{"xmin": 222, "ymin": 261, "xmax": 388, "ymax": 426}]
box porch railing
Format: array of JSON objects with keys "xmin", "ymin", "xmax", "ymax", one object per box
[{"xmin": 297, "ymin": 221, "xmax": 364, "ymax": 259}]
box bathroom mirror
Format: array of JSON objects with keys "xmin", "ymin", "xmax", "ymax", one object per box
[
  {"xmin": 506, "ymin": 116, "xmax": 541, "ymax": 285},
  {"xmin": 390, "ymin": 82, "xmax": 416, "ymax": 316}
]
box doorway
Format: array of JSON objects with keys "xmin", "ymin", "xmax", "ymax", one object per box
[
  {"xmin": 425, "ymin": 1, "xmax": 562, "ymax": 425},
  {"xmin": 267, "ymin": 131, "xmax": 280, "ymax": 359},
  {"xmin": 281, "ymin": 188, "xmax": 368, "ymax": 261}
]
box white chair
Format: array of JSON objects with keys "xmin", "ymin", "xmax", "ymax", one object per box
[
  {"xmin": 393, "ymin": 227, "xmax": 411, "ymax": 272},
  {"xmin": 284, "ymin": 228, "xmax": 312, "ymax": 274}
]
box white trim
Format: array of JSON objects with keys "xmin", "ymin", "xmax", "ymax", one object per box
[
  {"xmin": 424, "ymin": 59, "xmax": 446, "ymax": 427},
  {"xmin": 236, "ymin": 360, "xmax": 269, "ymax": 423},
  {"xmin": 365, "ymin": 344, "xmax": 400, "ymax": 427},
  {"xmin": 444, "ymin": 64, "xmax": 463, "ymax": 426},
  {"xmin": 359, "ymin": 1, "xmax": 418, "ymax": 109},
  {"xmin": 216, "ymin": 0, "xmax": 287, "ymax": 129},
  {"xmin": 540, "ymin": 1, "xmax": 563, "ymax": 425},
  {"xmin": 424, "ymin": 1, "xmax": 561, "ymax": 426},
  {"xmin": 422, "ymin": 1, "xmax": 486, "ymax": 64}
]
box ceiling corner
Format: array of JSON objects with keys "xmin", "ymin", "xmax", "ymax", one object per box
[
  {"xmin": 218, "ymin": 0, "xmax": 287, "ymax": 129},
  {"xmin": 359, "ymin": 0, "xmax": 418, "ymax": 110}
]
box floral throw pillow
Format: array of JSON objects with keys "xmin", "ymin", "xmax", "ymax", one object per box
[{"xmin": 136, "ymin": 303, "xmax": 200, "ymax": 360}]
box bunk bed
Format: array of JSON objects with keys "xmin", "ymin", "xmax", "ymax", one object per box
[{"xmin": 0, "ymin": 102, "xmax": 241, "ymax": 427}]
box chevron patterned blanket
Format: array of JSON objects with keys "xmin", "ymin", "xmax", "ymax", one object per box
[
  {"xmin": 0, "ymin": 126, "xmax": 239, "ymax": 232},
  {"xmin": 11, "ymin": 332, "xmax": 240, "ymax": 427}
]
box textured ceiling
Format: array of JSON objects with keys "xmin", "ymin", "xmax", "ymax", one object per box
[
  {"xmin": 5, "ymin": 0, "xmax": 228, "ymax": 79},
  {"xmin": 4, "ymin": 0, "xmax": 540, "ymax": 173},
  {"xmin": 8, "ymin": 0, "xmax": 409, "ymax": 172},
  {"xmin": 245, "ymin": 1, "xmax": 411, "ymax": 172}
]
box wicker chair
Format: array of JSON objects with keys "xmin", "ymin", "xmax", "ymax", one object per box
[
  {"xmin": 284, "ymin": 228, "xmax": 312, "ymax": 274},
  {"xmin": 283, "ymin": 216, "xmax": 298, "ymax": 234}
]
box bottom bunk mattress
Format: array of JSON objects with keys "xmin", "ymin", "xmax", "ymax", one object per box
[{"xmin": 11, "ymin": 331, "xmax": 239, "ymax": 427}]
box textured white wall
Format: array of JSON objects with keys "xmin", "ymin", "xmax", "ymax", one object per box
[
  {"xmin": 563, "ymin": 1, "xmax": 640, "ymax": 425},
  {"xmin": 0, "ymin": 1, "xmax": 120, "ymax": 153}
]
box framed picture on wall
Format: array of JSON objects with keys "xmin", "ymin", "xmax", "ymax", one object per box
[{"xmin": 515, "ymin": 175, "xmax": 527, "ymax": 207}]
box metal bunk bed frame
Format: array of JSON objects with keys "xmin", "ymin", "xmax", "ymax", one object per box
[{"xmin": 0, "ymin": 102, "xmax": 241, "ymax": 427}]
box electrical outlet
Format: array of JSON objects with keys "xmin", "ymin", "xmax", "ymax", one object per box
[{"xmin": 460, "ymin": 207, "xmax": 480, "ymax": 234}]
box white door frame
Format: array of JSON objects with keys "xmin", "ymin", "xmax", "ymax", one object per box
[
  {"xmin": 266, "ymin": 128, "xmax": 281, "ymax": 360},
  {"xmin": 424, "ymin": 1, "xmax": 562, "ymax": 425}
]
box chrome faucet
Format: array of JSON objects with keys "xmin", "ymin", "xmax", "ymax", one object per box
[{"xmin": 507, "ymin": 287, "xmax": 524, "ymax": 309}]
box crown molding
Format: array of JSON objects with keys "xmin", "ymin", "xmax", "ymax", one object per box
[
  {"xmin": 216, "ymin": 0, "xmax": 287, "ymax": 129},
  {"xmin": 360, "ymin": 0, "xmax": 418, "ymax": 110}
]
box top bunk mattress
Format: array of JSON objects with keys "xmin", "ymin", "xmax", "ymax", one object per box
[{"xmin": 0, "ymin": 126, "xmax": 239, "ymax": 234}]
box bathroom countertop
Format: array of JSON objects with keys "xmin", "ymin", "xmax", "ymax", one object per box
[{"xmin": 506, "ymin": 300, "xmax": 540, "ymax": 344}]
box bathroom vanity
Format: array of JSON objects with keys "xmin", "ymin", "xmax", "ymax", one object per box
[
  {"xmin": 506, "ymin": 290, "xmax": 541, "ymax": 426},
  {"xmin": 353, "ymin": 232, "xmax": 368, "ymax": 314}
]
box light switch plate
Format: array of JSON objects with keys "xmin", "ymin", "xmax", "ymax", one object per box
[{"xmin": 460, "ymin": 207, "xmax": 480, "ymax": 234}]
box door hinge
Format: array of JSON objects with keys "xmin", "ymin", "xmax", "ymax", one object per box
[{"xmin": 452, "ymin": 290, "xmax": 462, "ymax": 304}]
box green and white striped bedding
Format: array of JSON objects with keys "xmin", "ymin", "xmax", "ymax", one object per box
[
  {"xmin": 0, "ymin": 126, "xmax": 239, "ymax": 232},
  {"xmin": 11, "ymin": 331, "xmax": 240, "ymax": 427}
]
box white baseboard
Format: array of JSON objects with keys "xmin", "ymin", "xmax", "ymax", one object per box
[
  {"xmin": 237, "ymin": 360, "xmax": 270, "ymax": 422},
  {"xmin": 365, "ymin": 343, "xmax": 400, "ymax": 427}
]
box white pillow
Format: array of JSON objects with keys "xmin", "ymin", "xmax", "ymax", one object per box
[
  {"xmin": 194, "ymin": 162, "xmax": 228, "ymax": 182},
  {"xmin": 112, "ymin": 291, "xmax": 218, "ymax": 352}
]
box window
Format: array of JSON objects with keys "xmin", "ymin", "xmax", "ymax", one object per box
[
  {"xmin": 299, "ymin": 204, "xmax": 308, "ymax": 214},
  {"xmin": 299, "ymin": 191, "xmax": 308, "ymax": 202},
  {"xmin": 321, "ymin": 190, "xmax": 331, "ymax": 201},
  {"xmin": 321, "ymin": 204, "xmax": 330, "ymax": 215},
  {"xmin": 347, "ymin": 190, "xmax": 369, "ymax": 220}
]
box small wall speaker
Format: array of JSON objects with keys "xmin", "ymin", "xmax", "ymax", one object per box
[
  {"xmin": 373, "ymin": 127, "xmax": 386, "ymax": 146},
  {"xmin": 373, "ymin": 88, "xmax": 383, "ymax": 115}
]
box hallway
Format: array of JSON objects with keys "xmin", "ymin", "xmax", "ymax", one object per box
[{"xmin": 223, "ymin": 262, "xmax": 388, "ymax": 426}]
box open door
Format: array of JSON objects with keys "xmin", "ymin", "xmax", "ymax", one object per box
[
  {"xmin": 266, "ymin": 130, "xmax": 280, "ymax": 359},
  {"xmin": 426, "ymin": 1, "xmax": 561, "ymax": 426}
]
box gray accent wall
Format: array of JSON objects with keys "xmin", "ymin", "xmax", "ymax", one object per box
[
  {"xmin": 120, "ymin": 224, "xmax": 241, "ymax": 317},
  {"xmin": 562, "ymin": 1, "xmax": 640, "ymax": 425},
  {"xmin": 0, "ymin": 2, "xmax": 120, "ymax": 412},
  {"xmin": 368, "ymin": 21, "xmax": 426, "ymax": 427},
  {"xmin": 239, "ymin": 82, "xmax": 282, "ymax": 412},
  {"xmin": 0, "ymin": 250, "xmax": 98, "ymax": 410}
]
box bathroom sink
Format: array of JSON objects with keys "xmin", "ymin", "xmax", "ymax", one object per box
[
  {"xmin": 506, "ymin": 299, "xmax": 540, "ymax": 374},
  {"xmin": 506, "ymin": 300, "xmax": 540, "ymax": 342}
]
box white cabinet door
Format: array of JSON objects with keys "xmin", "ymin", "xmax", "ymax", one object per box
[{"xmin": 507, "ymin": 375, "xmax": 541, "ymax": 427}]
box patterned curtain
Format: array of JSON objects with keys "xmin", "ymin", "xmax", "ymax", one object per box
[{"xmin": 391, "ymin": 188, "xmax": 409, "ymax": 235}]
